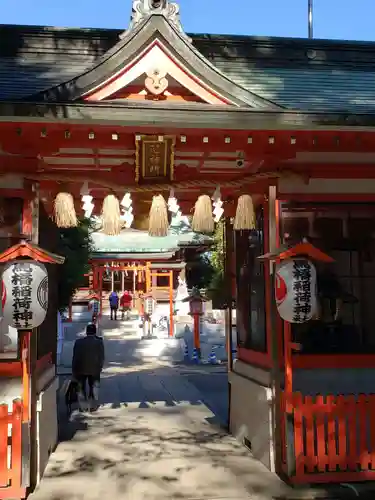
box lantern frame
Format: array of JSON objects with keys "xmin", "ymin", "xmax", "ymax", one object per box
[
  {"xmin": 182, "ymin": 287, "xmax": 207, "ymax": 317},
  {"xmin": 0, "ymin": 239, "xmax": 64, "ymax": 361}
]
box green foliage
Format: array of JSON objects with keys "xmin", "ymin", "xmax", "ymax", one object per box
[
  {"xmin": 208, "ymin": 221, "xmax": 226, "ymax": 308},
  {"xmin": 210, "ymin": 220, "xmax": 225, "ymax": 276},
  {"xmin": 185, "ymin": 221, "xmax": 227, "ymax": 306},
  {"xmin": 186, "ymin": 252, "xmax": 214, "ymax": 290},
  {"xmin": 56, "ymin": 218, "xmax": 93, "ymax": 311}
]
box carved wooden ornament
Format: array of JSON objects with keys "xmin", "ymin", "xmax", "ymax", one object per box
[{"xmin": 145, "ymin": 69, "xmax": 169, "ymax": 95}]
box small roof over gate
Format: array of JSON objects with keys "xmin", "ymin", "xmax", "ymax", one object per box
[{"xmin": 91, "ymin": 224, "xmax": 212, "ymax": 256}]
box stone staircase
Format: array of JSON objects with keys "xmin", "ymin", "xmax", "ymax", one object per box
[{"xmin": 101, "ymin": 318, "xmax": 140, "ymax": 338}]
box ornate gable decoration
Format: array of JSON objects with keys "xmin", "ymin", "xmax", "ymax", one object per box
[
  {"xmin": 33, "ymin": 0, "xmax": 280, "ymax": 108},
  {"xmin": 84, "ymin": 39, "xmax": 231, "ymax": 104},
  {"xmin": 128, "ymin": 0, "xmax": 190, "ymax": 42}
]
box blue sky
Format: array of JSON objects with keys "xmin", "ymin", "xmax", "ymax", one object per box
[{"xmin": 0, "ymin": 0, "xmax": 374, "ymax": 41}]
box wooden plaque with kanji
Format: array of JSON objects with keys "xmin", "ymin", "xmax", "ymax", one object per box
[{"xmin": 135, "ymin": 135, "xmax": 175, "ymax": 184}]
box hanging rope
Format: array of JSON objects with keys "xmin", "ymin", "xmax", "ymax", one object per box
[{"xmin": 25, "ymin": 169, "xmax": 289, "ymax": 194}]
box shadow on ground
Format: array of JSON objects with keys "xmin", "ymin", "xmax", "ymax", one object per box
[
  {"xmin": 50, "ymin": 329, "xmax": 291, "ymax": 500},
  {"xmin": 52, "ymin": 401, "xmax": 289, "ymax": 500}
]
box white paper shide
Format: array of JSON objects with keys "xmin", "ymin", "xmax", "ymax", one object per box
[{"xmin": 1, "ymin": 260, "xmax": 48, "ymax": 330}]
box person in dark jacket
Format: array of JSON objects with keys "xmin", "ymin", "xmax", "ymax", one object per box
[
  {"xmin": 72, "ymin": 323, "xmax": 105, "ymax": 411},
  {"xmin": 109, "ymin": 291, "xmax": 119, "ymax": 320}
]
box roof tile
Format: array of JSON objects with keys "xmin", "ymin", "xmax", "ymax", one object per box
[{"xmin": 0, "ymin": 24, "xmax": 375, "ymax": 112}]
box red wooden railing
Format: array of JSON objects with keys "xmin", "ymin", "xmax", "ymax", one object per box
[
  {"xmin": 0, "ymin": 399, "xmax": 24, "ymax": 498},
  {"xmin": 287, "ymin": 392, "xmax": 375, "ymax": 484}
]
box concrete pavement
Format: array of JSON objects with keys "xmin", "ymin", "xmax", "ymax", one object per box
[
  {"xmin": 179, "ymin": 365, "xmax": 230, "ymax": 427},
  {"xmin": 175, "ymin": 319, "xmax": 237, "ymax": 364},
  {"xmin": 31, "ymin": 315, "xmax": 293, "ymax": 500}
]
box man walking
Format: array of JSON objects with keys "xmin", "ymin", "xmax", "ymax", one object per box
[
  {"xmin": 72, "ymin": 323, "xmax": 105, "ymax": 412},
  {"xmin": 109, "ymin": 290, "xmax": 119, "ymax": 320}
]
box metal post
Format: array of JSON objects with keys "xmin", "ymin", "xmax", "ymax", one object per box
[{"xmin": 308, "ymin": 0, "xmax": 313, "ymax": 38}]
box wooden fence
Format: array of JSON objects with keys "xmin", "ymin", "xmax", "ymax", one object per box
[
  {"xmin": 0, "ymin": 399, "xmax": 23, "ymax": 498},
  {"xmin": 287, "ymin": 392, "xmax": 375, "ymax": 484}
]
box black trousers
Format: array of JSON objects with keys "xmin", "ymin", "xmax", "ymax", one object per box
[
  {"xmin": 76, "ymin": 374, "xmax": 100, "ymax": 399},
  {"xmin": 110, "ymin": 306, "xmax": 118, "ymax": 319}
]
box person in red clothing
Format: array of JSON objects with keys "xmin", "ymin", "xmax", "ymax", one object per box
[{"xmin": 120, "ymin": 290, "xmax": 133, "ymax": 320}]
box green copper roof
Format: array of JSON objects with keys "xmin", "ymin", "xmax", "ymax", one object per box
[{"xmin": 91, "ymin": 221, "xmax": 212, "ymax": 255}]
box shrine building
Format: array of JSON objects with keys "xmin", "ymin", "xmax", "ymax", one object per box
[
  {"xmin": 73, "ymin": 219, "xmax": 212, "ymax": 318},
  {"xmin": 1, "ymin": 0, "xmax": 375, "ymax": 494}
]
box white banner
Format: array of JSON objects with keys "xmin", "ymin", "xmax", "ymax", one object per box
[
  {"xmin": 275, "ymin": 258, "xmax": 317, "ymax": 324},
  {"xmin": 2, "ymin": 260, "xmax": 48, "ymax": 330}
]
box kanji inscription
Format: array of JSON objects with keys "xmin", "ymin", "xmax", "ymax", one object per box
[
  {"xmin": 291, "ymin": 259, "xmax": 312, "ymax": 323},
  {"xmin": 275, "ymin": 258, "xmax": 317, "ymax": 324},
  {"xmin": 11, "ymin": 262, "xmax": 33, "ymax": 329},
  {"xmin": 1, "ymin": 260, "xmax": 48, "ymax": 330},
  {"xmin": 135, "ymin": 135, "xmax": 175, "ymax": 183}
]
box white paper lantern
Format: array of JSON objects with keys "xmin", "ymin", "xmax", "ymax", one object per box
[
  {"xmin": 1, "ymin": 260, "xmax": 48, "ymax": 330},
  {"xmin": 275, "ymin": 258, "xmax": 317, "ymax": 323}
]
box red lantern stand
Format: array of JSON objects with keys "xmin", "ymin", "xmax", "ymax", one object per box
[
  {"xmin": 0, "ymin": 240, "xmax": 64, "ymax": 498},
  {"xmin": 183, "ymin": 288, "xmax": 207, "ymax": 359},
  {"xmin": 258, "ymin": 241, "xmax": 334, "ymax": 477}
]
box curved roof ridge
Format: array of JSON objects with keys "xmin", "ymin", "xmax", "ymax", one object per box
[{"xmin": 25, "ymin": 8, "xmax": 282, "ymax": 109}]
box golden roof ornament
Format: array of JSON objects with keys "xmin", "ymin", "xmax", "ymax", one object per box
[{"xmin": 128, "ymin": 0, "xmax": 190, "ymax": 41}]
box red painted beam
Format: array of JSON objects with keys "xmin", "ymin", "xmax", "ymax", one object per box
[{"xmin": 4, "ymin": 125, "xmax": 375, "ymax": 159}]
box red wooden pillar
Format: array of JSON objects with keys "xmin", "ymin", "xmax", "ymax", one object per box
[
  {"xmin": 99, "ymin": 268, "xmax": 104, "ymax": 317},
  {"xmin": 224, "ymin": 218, "xmax": 234, "ymax": 366},
  {"xmin": 22, "ymin": 183, "xmax": 39, "ymax": 244},
  {"xmin": 169, "ymin": 270, "xmax": 174, "ymax": 337},
  {"xmin": 268, "ymin": 185, "xmax": 283, "ymax": 476},
  {"xmin": 146, "ymin": 262, "xmax": 151, "ymax": 293},
  {"xmin": 21, "ymin": 332, "xmax": 31, "ymax": 423},
  {"xmin": 193, "ymin": 314, "xmax": 201, "ymax": 354},
  {"xmin": 22, "ymin": 197, "xmax": 33, "ymax": 238},
  {"xmin": 92, "ymin": 264, "xmax": 98, "ymax": 291}
]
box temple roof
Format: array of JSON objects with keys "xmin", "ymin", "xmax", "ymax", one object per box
[
  {"xmin": 1, "ymin": 5, "xmax": 375, "ymax": 112},
  {"xmin": 91, "ymin": 223, "xmax": 212, "ymax": 256}
]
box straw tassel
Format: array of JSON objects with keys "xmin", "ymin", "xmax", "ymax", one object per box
[
  {"xmin": 192, "ymin": 194, "xmax": 214, "ymax": 234},
  {"xmin": 54, "ymin": 192, "xmax": 78, "ymax": 228},
  {"xmin": 101, "ymin": 194, "xmax": 122, "ymax": 235},
  {"xmin": 148, "ymin": 195, "xmax": 169, "ymax": 237},
  {"xmin": 234, "ymin": 194, "xmax": 255, "ymax": 230}
]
